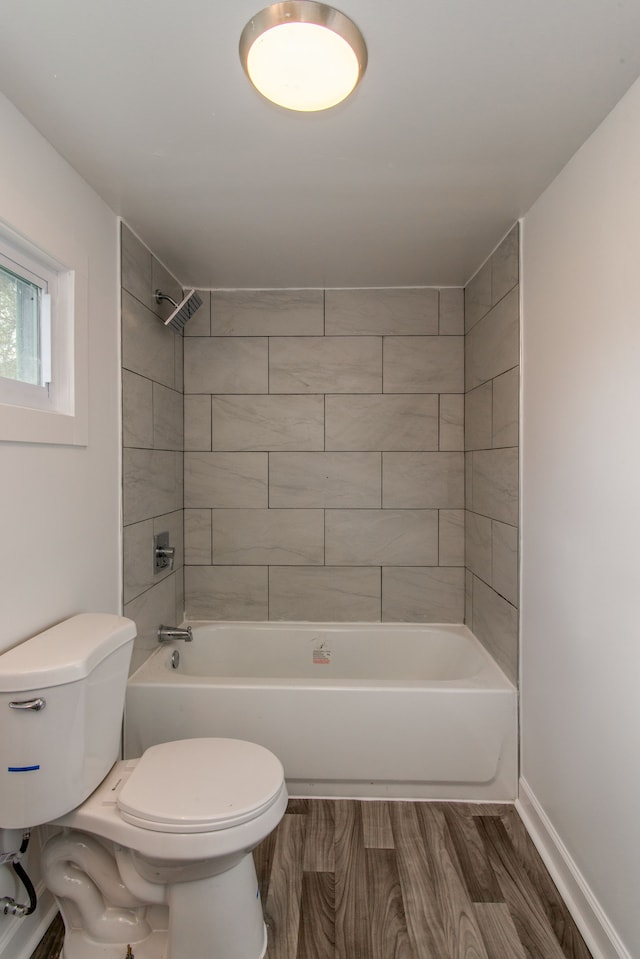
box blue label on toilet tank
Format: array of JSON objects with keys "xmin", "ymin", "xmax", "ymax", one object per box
[{"xmin": 7, "ymin": 765, "xmax": 40, "ymax": 772}]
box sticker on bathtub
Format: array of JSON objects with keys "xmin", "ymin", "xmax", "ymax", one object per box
[{"xmin": 313, "ymin": 647, "xmax": 332, "ymax": 665}]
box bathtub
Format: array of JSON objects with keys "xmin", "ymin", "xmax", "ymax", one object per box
[{"xmin": 124, "ymin": 622, "xmax": 517, "ymax": 801}]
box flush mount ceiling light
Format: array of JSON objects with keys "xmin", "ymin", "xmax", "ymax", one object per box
[{"xmin": 240, "ymin": 1, "xmax": 367, "ymax": 112}]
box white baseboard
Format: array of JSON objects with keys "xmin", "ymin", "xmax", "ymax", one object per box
[
  {"xmin": 516, "ymin": 779, "xmax": 631, "ymax": 959},
  {"xmin": 0, "ymin": 885, "xmax": 57, "ymax": 959}
]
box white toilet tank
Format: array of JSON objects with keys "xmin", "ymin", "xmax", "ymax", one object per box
[{"xmin": 0, "ymin": 614, "xmax": 136, "ymax": 828}]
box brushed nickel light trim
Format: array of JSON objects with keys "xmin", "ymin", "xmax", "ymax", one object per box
[{"xmin": 240, "ymin": 1, "xmax": 367, "ymax": 112}]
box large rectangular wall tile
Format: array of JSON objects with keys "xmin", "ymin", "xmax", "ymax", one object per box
[
  {"xmin": 269, "ymin": 452, "xmax": 381, "ymax": 507},
  {"xmin": 465, "ymin": 259, "xmax": 491, "ymax": 332},
  {"xmin": 465, "ymin": 452, "xmax": 473, "ymax": 506},
  {"xmin": 465, "ymin": 286, "xmax": 519, "ymax": 390},
  {"xmin": 269, "ymin": 567, "xmax": 381, "ymax": 621},
  {"xmin": 176, "ymin": 571, "xmax": 185, "ymax": 624},
  {"xmin": 465, "ymin": 382, "xmax": 492, "ymax": 451},
  {"xmin": 125, "ymin": 574, "xmax": 178, "ymax": 673},
  {"xmin": 212, "ymin": 509, "xmax": 324, "ymax": 565},
  {"xmin": 439, "ymin": 510, "xmax": 465, "ymax": 566},
  {"xmin": 212, "ymin": 395, "xmax": 324, "ymax": 451},
  {"xmin": 470, "ymin": 448, "xmax": 519, "ymax": 526},
  {"xmin": 153, "ymin": 383, "xmax": 183, "ymax": 451},
  {"xmin": 121, "ymin": 225, "xmax": 153, "ymax": 311},
  {"xmin": 325, "ymin": 395, "xmax": 438, "ymax": 451},
  {"xmin": 438, "ymin": 288, "xmax": 464, "ymax": 335},
  {"xmin": 383, "ymin": 336, "xmax": 464, "ymax": 393},
  {"xmin": 382, "ymin": 453, "xmax": 464, "ymax": 508},
  {"xmin": 381, "ymin": 567, "xmax": 465, "ymax": 622},
  {"xmin": 185, "ymin": 452, "xmax": 268, "ymax": 507},
  {"xmin": 269, "ymin": 336, "xmax": 381, "ymax": 393},
  {"xmin": 123, "ymin": 370, "xmax": 153, "ymax": 449},
  {"xmin": 325, "ymin": 288, "xmax": 438, "ymax": 335},
  {"xmin": 123, "ymin": 449, "xmax": 183, "ymax": 524},
  {"xmin": 122, "ymin": 289, "xmax": 176, "ymax": 388},
  {"xmin": 211, "ymin": 290, "xmax": 324, "ymax": 336},
  {"xmin": 184, "ymin": 395, "xmax": 212, "ymax": 451},
  {"xmin": 185, "ymin": 566, "xmax": 268, "ymax": 620},
  {"xmin": 492, "ymin": 520, "xmax": 518, "ymax": 606},
  {"xmin": 465, "ymin": 511, "xmax": 492, "ymax": 581},
  {"xmin": 465, "ymin": 570, "xmax": 473, "ymax": 627},
  {"xmin": 492, "ymin": 366, "xmax": 519, "ymax": 448},
  {"xmin": 184, "ymin": 509, "xmax": 212, "ymax": 565},
  {"xmin": 472, "ymin": 576, "xmax": 518, "ymax": 682},
  {"xmin": 491, "ymin": 225, "xmax": 519, "ymax": 305},
  {"xmin": 325, "ymin": 509, "xmax": 438, "ymax": 565},
  {"xmin": 174, "ymin": 335, "xmax": 184, "ymax": 394},
  {"xmin": 439, "ymin": 394, "xmax": 464, "ymax": 451},
  {"xmin": 184, "ymin": 337, "xmax": 268, "ymax": 394},
  {"xmin": 123, "ymin": 519, "xmax": 154, "ymax": 604}
]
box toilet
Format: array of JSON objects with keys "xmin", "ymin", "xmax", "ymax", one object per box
[{"xmin": 0, "ymin": 613, "xmax": 287, "ymax": 959}]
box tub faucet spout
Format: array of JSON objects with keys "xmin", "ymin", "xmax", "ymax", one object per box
[{"xmin": 158, "ymin": 625, "xmax": 193, "ymax": 643}]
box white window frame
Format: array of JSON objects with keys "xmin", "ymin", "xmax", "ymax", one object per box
[{"xmin": 0, "ymin": 220, "xmax": 87, "ymax": 446}]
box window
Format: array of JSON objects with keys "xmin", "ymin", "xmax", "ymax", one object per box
[
  {"xmin": 0, "ymin": 221, "xmax": 87, "ymax": 445},
  {"xmin": 0, "ymin": 245, "xmax": 53, "ymax": 408}
]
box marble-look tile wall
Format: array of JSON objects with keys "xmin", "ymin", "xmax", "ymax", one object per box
[
  {"xmin": 464, "ymin": 225, "xmax": 520, "ymax": 682},
  {"xmin": 121, "ymin": 224, "xmax": 185, "ymax": 670},
  {"xmin": 183, "ymin": 288, "xmax": 466, "ymax": 622}
]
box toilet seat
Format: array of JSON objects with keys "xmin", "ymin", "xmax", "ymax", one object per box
[{"xmin": 118, "ymin": 738, "xmax": 285, "ymax": 834}]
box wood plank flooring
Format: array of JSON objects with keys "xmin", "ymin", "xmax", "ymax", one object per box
[
  {"xmin": 30, "ymin": 800, "xmax": 592, "ymax": 959},
  {"xmin": 256, "ymin": 799, "xmax": 593, "ymax": 959}
]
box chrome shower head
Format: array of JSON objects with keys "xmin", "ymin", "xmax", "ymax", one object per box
[{"xmin": 154, "ymin": 289, "xmax": 203, "ymax": 334}]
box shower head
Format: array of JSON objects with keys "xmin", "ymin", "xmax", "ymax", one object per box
[{"xmin": 154, "ymin": 289, "xmax": 203, "ymax": 334}]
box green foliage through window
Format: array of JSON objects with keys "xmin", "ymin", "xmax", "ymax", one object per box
[{"xmin": 0, "ymin": 263, "xmax": 42, "ymax": 385}]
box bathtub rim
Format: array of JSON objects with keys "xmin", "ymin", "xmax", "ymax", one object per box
[{"xmin": 128, "ymin": 620, "xmax": 515, "ymax": 692}]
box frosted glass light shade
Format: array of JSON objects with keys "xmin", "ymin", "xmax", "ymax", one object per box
[{"xmin": 240, "ymin": 2, "xmax": 367, "ymax": 112}]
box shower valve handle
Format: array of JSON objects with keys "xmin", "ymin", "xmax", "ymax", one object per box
[{"xmin": 155, "ymin": 545, "xmax": 176, "ymax": 560}]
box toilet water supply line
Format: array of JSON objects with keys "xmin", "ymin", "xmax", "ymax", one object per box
[{"xmin": 0, "ymin": 832, "xmax": 37, "ymax": 917}]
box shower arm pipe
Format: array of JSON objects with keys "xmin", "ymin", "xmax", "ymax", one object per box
[{"xmin": 154, "ymin": 290, "xmax": 179, "ymax": 309}]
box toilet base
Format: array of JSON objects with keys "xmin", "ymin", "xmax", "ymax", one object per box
[
  {"xmin": 61, "ymin": 925, "xmax": 267, "ymax": 959},
  {"xmin": 48, "ymin": 835, "xmax": 268, "ymax": 959},
  {"xmin": 167, "ymin": 853, "xmax": 267, "ymax": 959},
  {"xmin": 62, "ymin": 928, "xmax": 169, "ymax": 959}
]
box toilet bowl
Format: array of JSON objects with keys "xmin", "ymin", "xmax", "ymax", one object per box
[
  {"xmin": 44, "ymin": 739, "xmax": 287, "ymax": 959},
  {"xmin": 0, "ymin": 614, "xmax": 287, "ymax": 959}
]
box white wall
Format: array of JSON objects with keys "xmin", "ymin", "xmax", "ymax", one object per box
[
  {"xmin": 0, "ymin": 94, "xmax": 121, "ymax": 956},
  {"xmin": 521, "ymin": 77, "xmax": 640, "ymax": 959},
  {"xmin": 0, "ymin": 93, "xmax": 121, "ymax": 645}
]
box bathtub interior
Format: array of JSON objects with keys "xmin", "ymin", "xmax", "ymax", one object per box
[{"xmin": 133, "ymin": 622, "xmax": 504, "ymax": 684}]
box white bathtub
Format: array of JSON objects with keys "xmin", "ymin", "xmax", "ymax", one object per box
[{"xmin": 124, "ymin": 622, "xmax": 517, "ymax": 801}]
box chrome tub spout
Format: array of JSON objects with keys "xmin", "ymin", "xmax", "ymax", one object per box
[{"xmin": 158, "ymin": 625, "xmax": 193, "ymax": 643}]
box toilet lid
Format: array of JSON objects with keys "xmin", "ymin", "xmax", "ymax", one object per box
[{"xmin": 117, "ymin": 738, "xmax": 285, "ymax": 833}]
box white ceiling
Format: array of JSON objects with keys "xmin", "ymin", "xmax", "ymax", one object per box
[{"xmin": 1, "ymin": 0, "xmax": 640, "ymax": 289}]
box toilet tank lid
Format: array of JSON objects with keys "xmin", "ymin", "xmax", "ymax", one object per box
[{"xmin": 0, "ymin": 614, "xmax": 136, "ymax": 692}]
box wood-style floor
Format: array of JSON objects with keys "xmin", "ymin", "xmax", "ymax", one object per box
[
  {"xmin": 31, "ymin": 800, "xmax": 592, "ymax": 959},
  {"xmin": 257, "ymin": 799, "xmax": 592, "ymax": 959}
]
